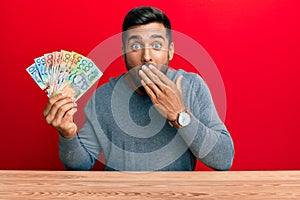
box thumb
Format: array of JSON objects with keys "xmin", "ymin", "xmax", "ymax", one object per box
[{"xmin": 175, "ymin": 75, "xmax": 183, "ymax": 94}]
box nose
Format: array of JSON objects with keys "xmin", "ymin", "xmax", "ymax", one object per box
[{"xmin": 142, "ymin": 47, "xmax": 152, "ymax": 63}]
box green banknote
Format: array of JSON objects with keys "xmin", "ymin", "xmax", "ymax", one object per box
[
  {"xmin": 65, "ymin": 57, "xmax": 103, "ymax": 100},
  {"xmin": 26, "ymin": 50, "xmax": 102, "ymax": 101}
]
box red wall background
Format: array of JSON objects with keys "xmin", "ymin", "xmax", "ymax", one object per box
[{"xmin": 1, "ymin": 0, "xmax": 299, "ymax": 170}]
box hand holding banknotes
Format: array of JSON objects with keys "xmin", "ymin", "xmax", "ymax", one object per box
[
  {"xmin": 43, "ymin": 93, "xmax": 78, "ymax": 138},
  {"xmin": 26, "ymin": 50, "xmax": 102, "ymax": 138}
]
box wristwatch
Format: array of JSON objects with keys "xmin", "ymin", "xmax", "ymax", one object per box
[{"xmin": 168, "ymin": 109, "xmax": 192, "ymax": 128}]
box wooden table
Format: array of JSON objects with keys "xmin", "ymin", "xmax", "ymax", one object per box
[{"xmin": 0, "ymin": 170, "xmax": 299, "ymax": 199}]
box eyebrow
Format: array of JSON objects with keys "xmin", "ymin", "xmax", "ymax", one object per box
[
  {"xmin": 150, "ymin": 34, "xmax": 166, "ymax": 41},
  {"xmin": 127, "ymin": 34, "xmax": 166, "ymax": 43},
  {"xmin": 127, "ymin": 35, "xmax": 142, "ymax": 43}
]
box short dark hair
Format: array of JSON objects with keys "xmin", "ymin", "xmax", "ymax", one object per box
[{"xmin": 122, "ymin": 6, "xmax": 172, "ymax": 46}]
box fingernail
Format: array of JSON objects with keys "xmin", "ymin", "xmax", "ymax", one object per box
[
  {"xmin": 142, "ymin": 65, "xmax": 147, "ymax": 70},
  {"xmin": 149, "ymin": 64, "xmax": 155, "ymax": 69}
]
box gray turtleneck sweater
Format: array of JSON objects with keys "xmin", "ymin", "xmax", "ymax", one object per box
[{"xmin": 59, "ymin": 68, "xmax": 234, "ymax": 171}]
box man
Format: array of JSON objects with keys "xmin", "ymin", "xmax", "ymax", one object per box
[{"xmin": 43, "ymin": 6, "xmax": 234, "ymax": 171}]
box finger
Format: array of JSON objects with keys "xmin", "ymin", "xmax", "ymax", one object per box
[
  {"xmin": 45, "ymin": 98, "xmax": 75, "ymax": 125},
  {"xmin": 141, "ymin": 65, "xmax": 167, "ymax": 91},
  {"xmin": 148, "ymin": 64, "xmax": 173, "ymax": 85},
  {"xmin": 63, "ymin": 108, "xmax": 78, "ymax": 121},
  {"xmin": 60, "ymin": 107, "xmax": 77, "ymax": 124},
  {"xmin": 175, "ymin": 75, "xmax": 183, "ymax": 95},
  {"xmin": 139, "ymin": 68, "xmax": 162, "ymax": 94},
  {"xmin": 58, "ymin": 108, "xmax": 78, "ymax": 138},
  {"xmin": 43, "ymin": 93, "xmax": 70, "ymax": 117},
  {"xmin": 51, "ymin": 102, "xmax": 77, "ymax": 128},
  {"xmin": 141, "ymin": 80, "xmax": 158, "ymax": 103},
  {"xmin": 57, "ymin": 102, "xmax": 77, "ymax": 120}
]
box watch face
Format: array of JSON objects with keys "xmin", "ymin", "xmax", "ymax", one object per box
[{"xmin": 178, "ymin": 111, "xmax": 191, "ymax": 127}]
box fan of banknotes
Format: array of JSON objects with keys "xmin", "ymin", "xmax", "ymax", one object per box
[{"xmin": 26, "ymin": 50, "xmax": 102, "ymax": 101}]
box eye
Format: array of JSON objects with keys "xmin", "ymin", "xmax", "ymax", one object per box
[
  {"xmin": 152, "ymin": 42, "xmax": 162, "ymax": 50},
  {"xmin": 131, "ymin": 43, "xmax": 142, "ymax": 50}
]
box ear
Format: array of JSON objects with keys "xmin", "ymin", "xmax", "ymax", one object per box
[
  {"xmin": 122, "ymin": 46, "xmax": 126, "ymax": 61},
  {"xmin": 168, "ymin": 42, "xmax": 174, "ymax": 61}
]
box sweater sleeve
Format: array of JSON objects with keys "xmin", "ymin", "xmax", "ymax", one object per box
[
  {"xmin": 59, "ymin": 94, "xmax": 102, "ymax": 170},
  {"xmin": 178, "ymin": 73, "xmax": 234, "ymax": 170},
  {"xmin": 59, "ymin": 134, "xmax": 96, "ymax": 170}
]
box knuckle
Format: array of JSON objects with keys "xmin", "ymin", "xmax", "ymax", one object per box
[
  {"xmin": 52, "ymin": 103, "xmax": 59, "ymax": 110},
  {"xmin": 57, "ymin": 107, "xmax": 67, "ymax": 115},
  {"xmin": 60, "ymin": 103, "xmax": 72, "ymax": 113},
  {"xmin": 61, "ymin": 122, "xmax": 72, "ymax": 131},
  {"xmin": 48, "ymin": 98, "xmax": 56, "ymax": 105},
  {"xmin": 64, "ymin": 111, "xmax": 72, "ymax": 118},
  {"xmin": 45, "ymin": 116, "xmax": 52, "ymax": 124},
  {"xmin": 60, "ymin": 125, "xmax": 66, "ymax": 131},
  {"xmin": 162, "ymin": 87, "xmax": 169, "ymax": 94},
  {"xmin": 56, "ymin": 108, "xmax": 63, "ymax": 116},
  {"xmin": 52, "ymin": 120, "xmax": 59, "ymax": 127},
  {"xmin": 149, "ymin": 82, "xmax": 156, "ymax": 88},
  {"xmin": 156, "ymin": 92, "xmax": 163, "ymax": 99},
  {"xmin": 153, "ymin": 76, "xmax": 161, "ymax": 84},
  {"xmin": 156, "ymin": 82, "xmax": 164, "ymax": 88}
]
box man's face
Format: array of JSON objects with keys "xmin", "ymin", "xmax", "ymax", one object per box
[{"xmin": 123, "ymin": 22, "xmax": 174, "ymax": 86}]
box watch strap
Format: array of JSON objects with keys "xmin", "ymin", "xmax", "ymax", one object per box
[{"xmin": 168, "ymin": 109, "xmax": 191, "ymax": 128}]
